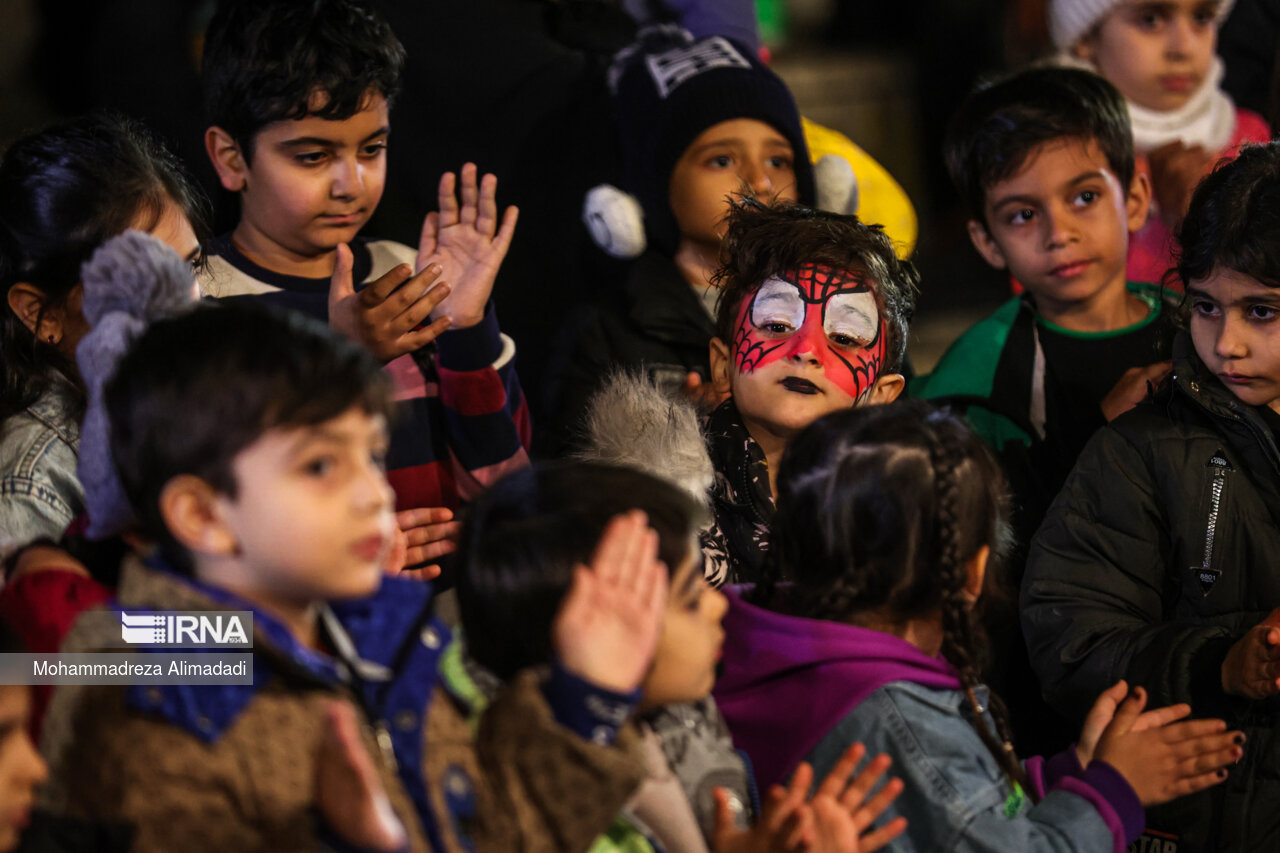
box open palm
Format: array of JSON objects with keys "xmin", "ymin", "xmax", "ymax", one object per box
[
  {"xmin": 552, "ymin": 511, "xmax": 668, "ymax": 694},
  {"xmin": 416, "ymin": 162, "xmax": 519, "ymax": 329}
]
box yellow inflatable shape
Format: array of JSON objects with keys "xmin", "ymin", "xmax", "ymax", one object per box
[{"xmin": 803, "ymin": 117, "xmax": 918, "ymax": 259}]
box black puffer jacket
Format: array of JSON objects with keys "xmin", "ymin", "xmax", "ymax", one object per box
[
  {"xmin": 544, "ymin": 250, "xmax": 717, "ymax": 456},
  {"xmin": 1022, "ymin": 333, "xmax": 1280, "ymax": 852}
]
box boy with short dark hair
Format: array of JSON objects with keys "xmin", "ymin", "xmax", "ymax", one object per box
[
  {"xmin": 915, "ymin": 66, "xmax": 1183, "ymax": 756},
  {"xmin": 917, "ymin": 66, "xmax": 1180, "ymax": 550},
  {"xmin": 37, "ymin": 301, "xmax": 661, "ymax": 853},
  {"xmin": 198, "ymin": 0, "xmax": 529, "ymax": 567}
]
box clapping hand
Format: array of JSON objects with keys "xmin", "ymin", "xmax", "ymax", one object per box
[
  {"xmin": 416, "ymin": 163, "xmax": 518, "ymax": 330},
  {"xmin": 552, "ymin": 511, "xmax": 668, "ymax": 694}
]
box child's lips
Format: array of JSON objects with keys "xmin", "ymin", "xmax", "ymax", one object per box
[
  {"xmin": 1220, "ymin": 372, "xmax": 1258, "ymax": 386},
  {"xmin": 1160, "ymin": 74, "xmax": 1195, "ymax": 93},
  {"xmin": 350, "ymin": 533, "xmax": 387, "ymax": 561},
  {"xmin": 1049, "ymin": 259, "xmax": 1094, "ymax": 278},
  {"xmin": 320, "ymin": 211, "xmax": 365, "ymax": 226},
  {"xmin": 780, "ymin": 376, "xmax": 821, "ymax": 395}
]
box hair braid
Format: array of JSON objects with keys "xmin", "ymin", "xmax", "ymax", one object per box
[{"xmin": 929, "ymin": 427, "xmax": 1029, "ymax": 792}]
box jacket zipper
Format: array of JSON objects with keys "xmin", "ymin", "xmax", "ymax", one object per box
[{"xmin": 1201, "ymin": 461, "xmax": 1228, "ymax": 576}]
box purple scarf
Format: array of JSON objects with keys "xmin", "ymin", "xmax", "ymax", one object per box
[{"xmin": 712, "ymin": 588, "xmax": 962, "ymax": 790}]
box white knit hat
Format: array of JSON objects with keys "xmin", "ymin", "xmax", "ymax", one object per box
[{"xmin": 1048, "ymin": 0, "xmax": 1236, "ymax": 50}]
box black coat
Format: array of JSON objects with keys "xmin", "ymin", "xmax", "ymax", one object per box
[
  {"xmin": 544, "ymin": 250, "xmax": 717, "ymax": 455},
  {"xmin": 1022, "ymin": 333, "xmax": 1280, "ymax": 852}
]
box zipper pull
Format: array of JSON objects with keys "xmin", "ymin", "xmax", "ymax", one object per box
[{"xmin": 374, "ymin": 720, "xmax": 398, "ymax": 772}]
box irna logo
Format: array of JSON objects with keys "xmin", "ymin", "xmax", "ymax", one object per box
[{"xmin": 119, "ymin": 611, "xmax": 251, "ymax": 647}]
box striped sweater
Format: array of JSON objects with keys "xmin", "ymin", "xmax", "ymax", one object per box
[{"xmin": 199, "ymin": 235, "xmax": 531, "ymax": 513}]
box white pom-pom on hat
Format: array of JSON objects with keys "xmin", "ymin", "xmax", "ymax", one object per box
[{"xmin": 583, "ymin": 184, "xmax": 648, "ymax": 259}]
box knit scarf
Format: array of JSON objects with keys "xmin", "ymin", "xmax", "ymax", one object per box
[{"xmin": 1055, "ymin": 54, "xmax": 1236, "ymax": 153}]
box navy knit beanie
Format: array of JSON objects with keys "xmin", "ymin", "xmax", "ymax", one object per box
[{"xmin": 611, "ymin": 26, "xmax": 815, "ymax": 253}]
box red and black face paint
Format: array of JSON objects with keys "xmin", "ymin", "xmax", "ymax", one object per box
[{"xmin": 732, "ymin": 263, "xmax": 886, "ymax": 400}]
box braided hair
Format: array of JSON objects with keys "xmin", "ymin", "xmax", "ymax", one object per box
[{"xmin": 765, "ymin": 399, "xmax": 1026, "ymax": 790}]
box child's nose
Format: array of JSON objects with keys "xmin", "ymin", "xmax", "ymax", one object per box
[
  {"xmin": 17, "ymin": 731, "xmax": 48, "ymax": 787},
  {"xmin": 353, "ymin": 461, "xmax": 393, "ymax": 512},
  {"xmin": 706, "ymin": 585, "xmax": 729, "ymax": 622},
  {"xmin": 1041, "ymin": 207, "xmax": 1078, "ymax": 249},
  {"xmin": 1215, "ymin": 316, "xmax": 1249, "ymax": 359},
  {"xmin": 739, "ymin": 162, "xmax": 773, "ymax": 197},
  {"xmin": 1165, "ymin": 16, "xmax": 1195, "ymax": 56},
  {"xmin": 784, "ymin": 320, "xmax": 826, "ymax": 362},
  {"xmin": 330, "ymin": 158, "xmax": 359, "ymax": 199}
]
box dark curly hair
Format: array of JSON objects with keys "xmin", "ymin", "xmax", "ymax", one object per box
[
  {"xmin": 202, "ymin": 0, "xmax": 406, "ymax": 161},
  {"xmin": 944, "ymin": 67, "xmax": 1134, "ymax": 226},
  {"xmin": 712, "ymin": 199, "xmax": 918, "ymax": 372},
  {"xmin": 1177, "ymin": 142, "xmax": 1280, "ymax": 291},
  {"xmin": 764, "ymin": 400, "xmax": 1025, "ymax": 790}
]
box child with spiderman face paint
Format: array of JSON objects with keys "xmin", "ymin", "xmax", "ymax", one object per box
[
  {"xmin": 709, "ymin": 202, "xmax": 914, "ymax": 493},
  {"xmin": 701, "ymin": 201, "xmax": 916, "ymax": 585}
]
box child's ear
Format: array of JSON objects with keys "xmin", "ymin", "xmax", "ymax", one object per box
[
  {"xmin": 1124, "ymin": 170, "xmax": 1153, "ymax": 234},
  {"xmin": 864, "ymin": 372, "xmax": 906, "ymax": 405},
  {"xmin": 709, "ymin": 337, "xmax": 734, "ymax": 397},
  {"xmin": 7, "ymin": 282, "xmax": 66, "ymax": 344},
  {"xmin": 966, "ymin": 220, "xmax": 1008, "ymax": 270},
  {"xmin": 1070, "ymin": 36, "xmax": 1097, "ymax": 65},
  {"xmin": 963, "ymin": 544, "xmax": 991, "ymax": 604},
  {"xmin": 160, "ymin": 474, "xmax": 239, "ymax": 557},
  {"xmin": 205, "ymin": 126, "xmax": 248, "ymax": 192}
]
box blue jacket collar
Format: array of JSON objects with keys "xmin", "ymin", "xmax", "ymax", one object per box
[{"xmin": 119, "ymin": 555, "xmax": 435, "ymax": 742}]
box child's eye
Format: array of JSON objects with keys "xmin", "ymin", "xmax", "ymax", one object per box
[
  {"xmin": 360, "ymin": 142, "xmax": 388, "ymax": 158},
  {"xmin": 1075, "ymin": 189, "xmax": 1099, "ymax": 206},
  {"xmin": 295, "ymin": 151, "xmax": 328, "ymax": 165},
  {"xmin": 1133, "ymin": 6, "xmax": 1166, "ymax": 29},
  {"xmin": 829, "ymin": 332, "xmax": 868, "ymax": 348},
  {"xmin": 761, "ymin": 320, "xmax": 794, "ymax": 335},
  {"xmin": 303, "ymin": 455, "xmax": 337, "ymax": 477},
  {"xmin": 768, "ymin": 155, "xmax": 794, "ymax": 170},
  {"xmin": 370, "ymin": 448, "xmax": 388, "ymax": 471},
  {"xmin": 1192, "ymin": 299, "xmax": 1219, "ymax": 317},
  {"xmin": 707, "ymin": 154, "xmax": 734, "ymax": 169},
  {"xmin": 1247, "ymin": 304, "xmax": 1279, "ymax": 322},
  {"xmin": 1193, "ymin": 3, "xmax": 1218, "ymax": 26},
  {"xmin": 1008, "ymin": 208, "xmax": 1035, "ymax": 225}
]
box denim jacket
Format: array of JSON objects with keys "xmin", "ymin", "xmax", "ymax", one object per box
[
  {"xmin": 0, "ymin": 382, "xmax": 82, "ymax": 553},
  {"xmin": 714, "ymin": 591, "xmax": 1144, "ymax": 853},
  {"xmin": 808, "ymin": 682, "xmax": 1141, "ymax": 853}
]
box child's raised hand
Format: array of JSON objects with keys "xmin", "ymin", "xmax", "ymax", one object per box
[
  {"xmin": 807, "ymin": 744, "xmax": 907, "ymax": 853},
  {"xmin": 712, "ymin": 744, "xmax": 906, "ymax": 853},
  {"xmin": 1092, "ymin": 685, "xmax": 1242, "ymax": 805},
  {"xmin": 1076, "ymin": 679, "xmax": 1195, "ymax": 766},
  {"xmin": 713, "ymin": 765, "xmax": 812, "ymax": 853},
  {"xmin": 314, "ymin": 700, "xmax": 409, "ymax": 852},
  {"xmin": 395, "ymin": 507, "xmax": 459, "ymax": 574},
  {"xmin": 1221, "ymin": 607, "xmax": 1280, "ymax": 698},
  {"xmin": 682, "ymin": 371, "xmax": 730, "ymax": 411},
  {"xmin": 1100, "ymin": 361, "xmax": 1171, "ymax": 422},
  {"xmin": 415, "ymin": 163, "xmax": 519, "ymax": 330},
  {"xmin": 328, "ymin": 242, "xmax": 453, "ymax": 362},
  {"xmin": 551, "ymin": 510, "xmax": 668, "ymax": 694}
]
